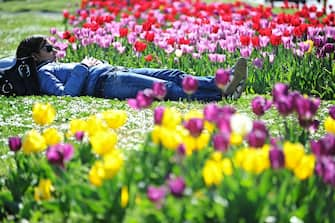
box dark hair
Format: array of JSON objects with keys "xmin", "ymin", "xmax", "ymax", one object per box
[{"xmin": 16, "ymin": 35, "xmax": 47, "ymax": 59}]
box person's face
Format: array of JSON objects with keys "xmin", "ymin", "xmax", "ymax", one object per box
[{"xmin": 34, "ymin": 41, "xmax": 57, "ymax": 63}]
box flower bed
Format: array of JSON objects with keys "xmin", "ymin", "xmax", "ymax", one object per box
[
  {"xmin": 1, "ymin": 0, "xmax": 335, "ymax": 222},
  {"xmin": 2, "ymin": 82, "xmax": 335, "ymax": 222},
  {"xmin": 50, "ymin": 0, "xmax": 335, "ymax": 99}
]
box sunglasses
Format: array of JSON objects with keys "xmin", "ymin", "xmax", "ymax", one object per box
[{"xmin": 41, "ymin": 45, "xmax": 54, "ymax": 53}]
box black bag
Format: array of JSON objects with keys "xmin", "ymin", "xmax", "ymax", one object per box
[{"xmin": 0, "ymin": 57, "xmax": 40, "ymax": 96}]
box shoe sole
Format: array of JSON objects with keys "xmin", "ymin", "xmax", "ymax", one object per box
[{"xmin": 223, "ymin": 58, "xmax": 247, "ymax": 96}]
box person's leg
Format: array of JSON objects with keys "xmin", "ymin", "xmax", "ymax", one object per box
[
  {"xmin": 223, "ymin": 58, "xmax": 248, "ymax": 99},
  {"xmin": 101, "ymin": 71, "xmax": 222, "ymax": 101},
  {"xmin": 129, "ymin": 68, "xmax": 220, "ymax": 92}
]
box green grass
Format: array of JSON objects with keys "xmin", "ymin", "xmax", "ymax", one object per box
[{"xmin": 0, "ymin": 0, "xmax": 77, "ymax": 58}]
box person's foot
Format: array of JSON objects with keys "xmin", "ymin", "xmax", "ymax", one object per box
[{"xmin": 223, "ymin": 57, "xmax": 248, "ymax": 99}]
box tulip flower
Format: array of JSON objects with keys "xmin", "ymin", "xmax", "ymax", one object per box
[
  {"xmin": 252, "ymin": 58, "xmax": 264, "ymax": 69},
  {"xmin": 74, "ymin": 131, "xmax": 85, "ymax": 141},
  {"xmin": 329, "ymin": 105, "xmax": 335, "ymax": 119},
  {"xmin": 310, "ymin": 134, "xmax": 335, "ymax": 157},
  {"xmin": 315, "ymin": 157, "xmax": 335, "ymax": 186},
  {"xmin": 22, "ymin": 130, "xmax": 47, "ymax": 154},
  {"xmin": 269, "ymin": 146, "xmax": 285, "ymax": 169},
  {"xmin": 247, "ymin": 129, "xmax": 267, "ymax": 148},
  {"xmin": 203, "ymin": 103, "xmax": 220, "ymax": 123},
  {"xmin": 168, "ymin": 176, "xmax": 186, "ymax": 197},
  {"xmin": 128, "ymin": 89, "xmax": 154, "ymax": 110},
  {"xmin": 43, "ymin": 128, "xmax": 63, "ymax": 146},
  {"xmin": 34, "ymin": 179, "xmax": 54, "ymax": 201},
  {"xmin": 154, "ymin": 106, "xmax": 165, "ymax": 125},
  {"xmin": 183, "ymin": 118, "xmax": 204, "ymax": 137},
  {"xmin": 251, "ymin": 96, "xmax": 272, "ymax": 116},
  {"xmin": 8, "ymin": 136, "xmax": 22, "ymax": 152},
  {"xmin": 182, "ymin": 76, "xmax": 198, "ymax": 95},
  {"xmin": 46, "ymin": 143, "xmax": 74, "ymax": 168},
  {"xmin": 212, "ymin": 132, "xmax": 230, "ymax": 152},
  {"xmin": 32, "ymin": 102, "xmax": 56, "ymax": 126},
  {"xmin": 215, "ymin": 68, "xmax": 230, "ymax": 89},
  {"xmin": 121, "ymin": 186, "xmax": 129, "ymax": 208},
  {"xmin": 147, "ymin": 186, "xmax": 166, "ymax": 204},
  {"xmin": 152, "ymin": 82, "xmax": 167, "ymax": 100}
]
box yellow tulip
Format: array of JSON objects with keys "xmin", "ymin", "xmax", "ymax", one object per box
[
  {"xmin": 103, "ymin": 150, "xmax": 124, "ymax": 179},
  {"xmin": 32, "ymin": 102, "xmax": 56, "ymax": 126},
  {"xmin": 221, "ymin": 158, "xmax": 233, "ymax": 176},
  {"xmin": 67, "ymin": 118, "xmax": 87, "ymax": 137},
  {"xmin": 161, "ymin": 107, "xmax": 182, "ymax": 129},
  {"xmin": 89, "ymin": 130, "xmax": 117, "ymax": 156},
  {"xmin": 211, "ymin": 152, "xmax": 222, "ymax": 162},
  {"xmin": 160, "ymin": 127, "xmax": 182, "ymax": 150},
  {"xmin": 202, "ymin": 160, "xmax": 223, "ymax": 187},
  {"xmin": 283, "ymin": 141, "xmax": 305, "ymax": 170},
  {"xmin": 43, "ymin": 128, "xmax": 63, "ymax": 146},
  {"xmin": 121, "ymin": 186, "xmax": 129, "ymax": 208},
  {"xmin": 89, "ymin": 161, "xmax": 105, "ymax": 186},
  {"xmin": 101, "ymin": 110, "xmax": 127, "ymax": 129},
  {"xmin": 34, "ymin": 179, "xmax": 53, "ymax": 201},
  {"xmin": 293, "ymin": 154, "xmax": 316, "ymax": 180},
  {"xmin": 151, "ymin": 125, "xmax": 162, "ymax": 145},
  {"xmin": 324, "ymin": 116, "xmax": 335, "ymax": 135},
  {"xmin": 305, "ymin": 39, "xmax": 314, "ymax": 53},
  {"xmin": 22, "ymin": 129, "xmax": 47, "ymax": 154},
  {"xmin": 86, "ymin": 115, "xmax": 109, "ymax": 137},
  {"xmin": 195, "ymin": 131, "xmax": 211, "ymax": 151},
  {"xmin": 235, "ymin": 146, "xmax": 270, "ymax": 174},
  {"xmin": 183, "ymin": 135, "xmax": 196, "ymax": 155},
  {"xmin": 230, "ymin": 132, "xmax": 243, "ymax": 146}
]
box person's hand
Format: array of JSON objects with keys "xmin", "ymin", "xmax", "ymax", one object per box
[{"xmin": 81, "ymin": 56, "xmax": 103, "ymax": 67}]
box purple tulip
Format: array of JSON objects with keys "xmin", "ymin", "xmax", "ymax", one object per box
[
  {"xmin": 215, "ymin": 68, "xmax": 230, "ymax": 89},
  {"xmin": 312, "ymin": 36, "xmax": 325, "ymax": 48},
  {"xmin": 274, "ymin": 94, "xmax": 295, "ymax": 116},
  {"xmin": 269, "ymin": 146, "xmax": 285, "ymax": 169},
  {"xmin": 147, "ymin": 186, "xmax": 166, "ymax": 203},
  {"xmin": 294, "ymin": 95, "xmax": 320, "ymax": 128},
  {"xmin": 74, "ymin": 131, "xmax": 85, "ymax": 141},
  {"xmin": 247, "ymin": 129, "xmax": 267, "ymax": 148},
  {"xmin": 272, "ymin": 83, "xmax": 289, "ymax": 103},
  {"xmin": 315, "ymin": 157, "xmax": 335, "ymax": 186},
  {"xmin": 152, "ymin": 82, "xmax": 167, "ymax": 100},
  {"xmin": 168, "ymin": 176, "xmax": 186, "ymax": 197},
  {"xmin": 203, "ymin": 103, "xmax": 220, "ymax": 123},
  {"xmin": 213, "ymin": 133, "xmax": 230, "ymax": 152},
  {"xmin": 329, "ymin": 105, "xmax": 335, "ymax": 119},
  {"xmin": 127, "ymin": 89, "xmax": 154, "ymax": 110},
  {"xmin": 154, "ymin": 106, "xmax": 165, "ymax": 125},
  {"xmin": 252, "ymin": 58, "xmax": 264, "ymax": 69},
  {"xmin": 308, "ymin": 120, "xmax": 320, "ymax": 133},
  {"xmin": 182, "ymin": 75, "xmax": 198, "ymax": 95},
  {"xmin": 311, "ymin": 134, "xmax": 335, "ymax": 157},
  {"xmin": 46, "ymin": 143, "xmax": 74, "ymax": 168},
  {"xmin": 217, "ymin": 117, "xmax": 231, "ymax": 134},
  {"xmin": 322, "ymin": 43, "xmax": 335, "ymax": 54},
  {"xmin": 252, "ymin": 120, "xmax": 269, "ymax": 135},
  {"xmin": 177, "ymin": 144, "xmax": 186, "ymax": 156},
  {"xmin": 8, "ymin": 136, "xmax": 22, "ymax": 152},
  {"xmin": 251, "ymin": 96, "xmax": 272, "ymax": 116},
  {"xmin": 183, "ymin": 118, "xmax": 204, "ymax": 137}
]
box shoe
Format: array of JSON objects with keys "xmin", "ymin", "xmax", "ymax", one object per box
[{"xmin": 223, "ymin": 57, "xmax": 247, "ymax": 99}]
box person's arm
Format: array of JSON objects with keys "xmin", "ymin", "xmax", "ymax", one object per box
[{"xmin": 39, "ymin": 64, "xmax": 89, "ymax": 96}]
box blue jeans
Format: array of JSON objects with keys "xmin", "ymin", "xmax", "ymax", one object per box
[{"xmin": 101, "ymin": 68, "xmax": 222, "ymax": 101}]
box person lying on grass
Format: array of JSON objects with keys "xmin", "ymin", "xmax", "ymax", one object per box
[{"xmin": 16, "ymin": 35, "xmax": 248, "ymax": 101}]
